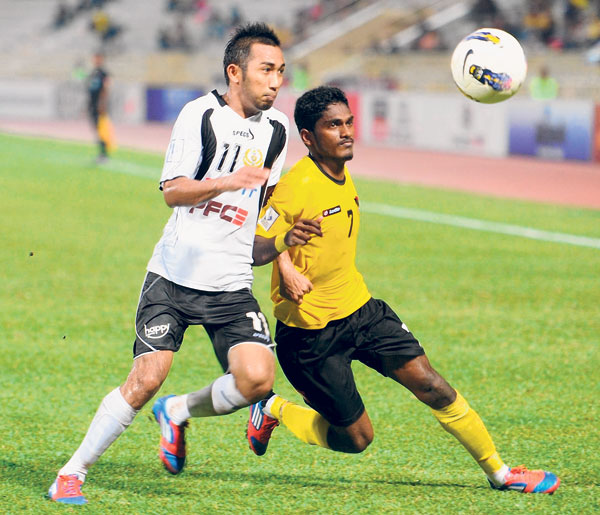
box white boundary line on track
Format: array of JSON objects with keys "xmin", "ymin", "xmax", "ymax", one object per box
[{"xmin": 362, "ymin": 202, "xmax": 600, "ymax": 250}]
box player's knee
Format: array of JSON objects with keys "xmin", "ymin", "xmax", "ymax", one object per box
[
  {"xmin": 235, "ymin": 367, "xmax": 274, "ymax": 403},
  {"xmin": 123, "ymin": 372, "xmax": 165, "ymax": 409},
  {"xmin": 349, "ymin": 432, "xmax": 374, "ymax": 453},
  {"xmin": 332, "ymin": 431, "xmax": 373, "ymax": 454},
  {"xmin": 228, "ymin": 344, "xmax": 275, "ymax": 402},
  {"xmin": 137, "ymin": 372, "xmax": 165, "ymax": 396},
  {"xmin": 331, "ymin": 423, "xmax": 374, "ymax": 453},
  {"xmin": 416, "ymin": 373, "xmax": 455, "ymax": 408}
]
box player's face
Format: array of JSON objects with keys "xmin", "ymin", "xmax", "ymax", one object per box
[
  {"xmin": 308, "ymin": 102, "xmax": 354, "ymax": 163},
  {"xmin": 240, "ymin": 43, "xmax": 285, "ymax": 112}
]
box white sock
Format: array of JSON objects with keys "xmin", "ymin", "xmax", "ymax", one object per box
[
  {"xmin": 210, "ymin": 374, "xmax": 250, "ymax": 415},
  {"xmin": 58, "ymin": 388, "xmax": 138, "ymax": 481},
  {"xmin": 488, "ymin": 464, "xmax": 510, "ymax": 486},
  {"xmin": 263, "ymin": 394, "xmax": 279, "ymax": 418},
  {"xmin": 166, "ymin": 394, "xmax": 191, "ymax": 425}
]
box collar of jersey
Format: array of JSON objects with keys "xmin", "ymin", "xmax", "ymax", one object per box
[
  {"xmin": 211, "ymin": 89, "xmax": 263, "ymax": 122},
  {"xmin": 308, "ymin": 155, "xmax": 346, "ymax": 185}
]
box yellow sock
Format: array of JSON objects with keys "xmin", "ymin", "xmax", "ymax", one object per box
[
  {"xmin": 431, "ymin": 392, "xmax": 505, "ymax": 477},
  {"xmin": 270, "ymin": 396, "xmax": 331, "ymax": 449}
]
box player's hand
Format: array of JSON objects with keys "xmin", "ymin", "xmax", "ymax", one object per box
[
  {"xmin": 278, "ymin": 265, "xmax": 313, "ymax": 305},
  {"xmin": 221, "ymin": 166, "xmax": 270, "ymax": 191},
  {"xmin": 284, "ymin": 217, "xmax": 323, "ymax": 247}
]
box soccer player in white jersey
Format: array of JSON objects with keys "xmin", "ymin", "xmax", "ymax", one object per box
[{"xmin": 48, "ymin": 23, "xmax": 321, "ymax": 505}]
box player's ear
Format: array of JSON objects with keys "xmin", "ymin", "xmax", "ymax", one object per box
[
  {"xmin": 300, "ymin": 128, "xmax": 314, "ymax": 149},
  {"xmin": 227, "ymin": 63, "xmax": 242, "ymax": 85}
]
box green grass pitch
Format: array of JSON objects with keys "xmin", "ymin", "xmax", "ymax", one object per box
[{"xmin": 1, "ymin": 133, "xmax": 599, "ymax": 513}]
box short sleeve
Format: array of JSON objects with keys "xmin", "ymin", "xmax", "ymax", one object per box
[
  {"xmin": 256, "ymin": 172, "xmax": 306, "ymax": 237},
  {"xmin": 266, "ymin": 115, "xmax": 289, "ymax": 188},
  {"xmin": 159, "ymin": 101, "xmax": 203, "ymax": 187}
]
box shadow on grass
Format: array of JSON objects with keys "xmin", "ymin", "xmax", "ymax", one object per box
[
  {"xmin": 3, "ymin": 455, "xmax": 487, "ymax": 502},
  {"xmin": 93, "ymin": 462, "xmax": 484, "ymax": 494}
]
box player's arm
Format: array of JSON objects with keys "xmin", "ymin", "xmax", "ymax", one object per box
[
  {"xmin": 276, "ymin": 250, "xmax": 313, "ymax": 305},
  {"xmin": 263, "ymin": 185, "xmax": 276, "ymax": 207},
  {"xmin": 162, "ymin": 165, "xmax": 270, "ymax": 207},
  {"xmin": 252, "ymin": 218, "xmax": 322, "ymax": 266}
]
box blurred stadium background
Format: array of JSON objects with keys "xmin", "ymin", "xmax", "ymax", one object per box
[{"xmin": 3, "ymin": 0, "xmax": 600, "ymax": 174}]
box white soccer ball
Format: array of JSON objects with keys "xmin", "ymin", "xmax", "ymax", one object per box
[{"xmin": 450, "ymin": 28, "xmax": 527, "ymax": 104}]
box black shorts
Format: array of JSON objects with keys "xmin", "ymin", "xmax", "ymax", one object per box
[
  {"xmin": 275, "ymin": 297, "xmax": 424, "ymax": 427},
  {"xmin": 133, "ymin": 272, "xmax": 273, "ymax": 371}
]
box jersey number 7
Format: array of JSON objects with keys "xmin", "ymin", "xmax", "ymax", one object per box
[{"xmin": 347, "ymin": 209, "xmax": 354, "ymax": 237}]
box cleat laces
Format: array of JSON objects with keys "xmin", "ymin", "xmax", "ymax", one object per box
[
  {"xmin": 61, "ymin": 475, "xmax": 82, "ymax": 496},
  {"xmin": 509, "ymin": 465, "xmax": 528, "ymax": 475}
]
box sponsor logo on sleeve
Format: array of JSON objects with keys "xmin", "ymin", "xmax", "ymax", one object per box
[
  {"xmin": 258, "ymin": 206, "xmax": 279, "ymax": 230},
  {"xmin": 165, "ymin": 139, "xmax": 184, "ymax": 163}
]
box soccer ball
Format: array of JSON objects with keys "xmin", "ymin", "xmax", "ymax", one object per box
[{"xmin": 450, "ymin": 28, "xmax": 527, "ymax": 104}]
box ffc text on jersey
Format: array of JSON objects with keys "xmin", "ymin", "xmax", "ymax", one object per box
[{"xmin": 189, "ymin": 201, "xmax": 249, "ymax": 226}]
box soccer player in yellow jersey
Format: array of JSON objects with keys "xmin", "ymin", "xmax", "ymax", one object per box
[{"xmin": 247, "ymin": 86, "xmax": 560, "ymax": 494}]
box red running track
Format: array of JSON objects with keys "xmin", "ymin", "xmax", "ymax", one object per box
[{"xmin": 2, "ymin": 119, "xmax": 599, "ymax": 210}]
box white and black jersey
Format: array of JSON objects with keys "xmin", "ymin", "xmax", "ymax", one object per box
[{"xmin": 147, "ymin": 90, "xmax": 289, "ymax": 291}]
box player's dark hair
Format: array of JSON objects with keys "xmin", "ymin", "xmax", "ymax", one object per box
[
  {"xmin": 294, "ymin": 86, "xmax": 349, "ymax": 133},
  {"xmin": 223, "ymin": 23, "xmax": 281, "ymax": 85}
]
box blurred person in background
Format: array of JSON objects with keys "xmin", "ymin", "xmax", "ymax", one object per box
[
  {"xmin": 90, "ymin": 8, "xmax": 123, "ymax": 46},
  {"xmin": 52, "ymin": 1, "xmax": 73, "ymax": 30},
  {"xmin": 87, "ymin": 52, "xmax": 114, "ymax": 163},
  {"xmin": 523, "ymin": 0, "xmax": 557, "ymax": 46},
  {"xmin": 470, "ymin": 0, "xmax": 500, "ymax": 26},
  {"xmin": 170, "ymin": 19, "xmax": 193, "ymax": 51},
  {"xmin": 529, "ymin": 64, "xmax": 559, "ymax": 100}
]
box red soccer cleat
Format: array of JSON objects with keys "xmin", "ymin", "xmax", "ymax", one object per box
[
  {"xmin": 152, "ymin": 395, "xmax": 188, "ymax": 474},
  {"xmin": 247, "ymin": 401, "xmax": 279, "ymax": 456},
  {"xmin": 490, "ymin": 465, "xmax": 560, "ymax": 494},
  {"xmin": 48, "ymin": 474, "xmax": 88, "ymax": 504}
]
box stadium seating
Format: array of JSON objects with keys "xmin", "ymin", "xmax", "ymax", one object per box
[{"xmin": 1, "ymin": 0, "xmax": 600, "ymax": 101}]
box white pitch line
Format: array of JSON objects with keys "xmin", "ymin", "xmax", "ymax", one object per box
[
  {"xmin": 362, "ymin": 202, "xmax": 600, "ymax": 250},
  {"xmin": 89, "ymin": 155, "xmax": 600, "ymax": 250}
]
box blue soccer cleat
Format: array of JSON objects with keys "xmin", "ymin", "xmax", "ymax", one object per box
[
  {"xmin": 48, "ymin": 474, "xmax": 88, "ymax": 504},
  {"xmin": 152, "ymin": 395, "xmax": 188, "ymax": 474}
]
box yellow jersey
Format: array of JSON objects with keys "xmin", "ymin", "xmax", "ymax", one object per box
[{"xmin": 256, "ymin": 155, "xmax": 371, "ymax": 329}]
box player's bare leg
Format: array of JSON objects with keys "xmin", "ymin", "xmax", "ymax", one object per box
[
  {"xmin": 50, "ymin": 351, "xmax": 173, "ymax": 503},
  {"xmin": 388, "ymin": 354, "xmax": 455, "ymax": 409},
  {"xmin": 122, "ymin": 350, "xmax": 174, "ymax": 408},
  {"xmin": 326, "ymin": 411, "xmax": 374, "ymax": 453}
]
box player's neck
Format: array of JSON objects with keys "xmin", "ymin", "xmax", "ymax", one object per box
[
  {"xmin": 222, "ymin": 92, "xmax": 259, "ymax": 119},
  {"xmin": 312, "ymin": 156, "xmax": 346, "ymax": 181}
]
